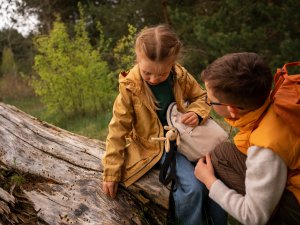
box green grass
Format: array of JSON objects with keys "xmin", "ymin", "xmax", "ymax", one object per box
[
  {"xmin": 210, "ymin": 109, "xmax": 238, "ymax": 141},
  {"xmin": 3, "ymin": 96, "xmax": 111, "ymax": 141},
  {"xmin": 4, "ymin": 96, "xmax": 46, "ymax": 118},
  {"xmin": 56, "ymin": 111, "xmax": 111, "ymax": 140}
]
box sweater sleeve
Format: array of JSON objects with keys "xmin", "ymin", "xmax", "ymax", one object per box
[{"xmin": 209, "ymin": 146, "xmax": 287, "ymax": 225}]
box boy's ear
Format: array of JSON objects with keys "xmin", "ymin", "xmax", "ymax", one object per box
[{"xmin": 227, "ymin": 105, "xmax": 239, "ymax": 118}]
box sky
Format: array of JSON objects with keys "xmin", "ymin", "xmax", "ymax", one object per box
[{"xmin": 0, "ymin": 0, "xmax": 39, "ymax": 36}]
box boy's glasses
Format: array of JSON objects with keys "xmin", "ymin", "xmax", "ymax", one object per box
[{"xmin": 205, "ymin": 96, "xmax": 244, "ymax": 110}]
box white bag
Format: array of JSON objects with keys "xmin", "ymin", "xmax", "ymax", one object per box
[{"xmin": 167, "ymin": 102, "xmax": 229, "ymax": 161}]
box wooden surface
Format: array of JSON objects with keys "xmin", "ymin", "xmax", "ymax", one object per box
[{"xmin": 0, "ymin": 102, "xmax": 169, "ymax": 225}]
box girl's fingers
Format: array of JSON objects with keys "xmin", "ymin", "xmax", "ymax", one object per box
[
  {"xmin": 102, "ymin": 184, "xmax": 108, "ymax": 194},
  {"xmin": 182, "ymin": 114, "xmax": 198, "ymax": 126},
  {"xmin": 113, "ymin": 184, "xmax": 118, "ymax": 198},
  {"xmin": 108, "ymin": 183, "xmax": 118, "ymax": 198},
  {"xmin": 108, "ymin": 186, "xmax": 114, "ymax": 198},
  {"xmin": 102, "ymin": 182, "xmax": 118, "ymax": 198}
]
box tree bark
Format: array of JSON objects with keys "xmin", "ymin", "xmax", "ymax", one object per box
[{"xmin": 0, "ymin": 102, "xmax": 169, "ymax": 225}]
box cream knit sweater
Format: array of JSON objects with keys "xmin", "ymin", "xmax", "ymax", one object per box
[{"xmin": 209, "ymin": 146, "xmax": 287, "ymax": 225}]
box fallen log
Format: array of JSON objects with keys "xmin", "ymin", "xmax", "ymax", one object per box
[{"xmin": 0, "ymin": 102, "xmax": 169, "ymax": 225}]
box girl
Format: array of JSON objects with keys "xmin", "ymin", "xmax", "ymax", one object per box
[{"xmin": 102, "ymin": 24, "xmax": 226, "ymax": 225}]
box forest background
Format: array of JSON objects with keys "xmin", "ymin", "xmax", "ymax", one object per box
[{"xmin": 0, "ymin": 0, "xmax": 299, "ymax": 141}]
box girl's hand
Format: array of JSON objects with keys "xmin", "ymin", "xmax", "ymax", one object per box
[
  {"xmin": 181, "ymin": 111, "xmax": 199, "ymax": 127},
  {"xmin": 194, "ymin": 154, "xmax": 217, "ymax": 190},
  {"xmin": 102, "ymin": 181, "xmax": 118, "ymax": 198}
]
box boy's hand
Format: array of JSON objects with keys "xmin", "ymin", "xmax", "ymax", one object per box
[
  {"xmin": 102, "ymin": 181, "xmax": 118, "ymax": 198},
  {"xmin": 194, "ymin": 154, "xmax": 217, "ymax": 190},
  {"xmin": 181, "ymin": 111, "xmax": 199, "ymax": 127}
]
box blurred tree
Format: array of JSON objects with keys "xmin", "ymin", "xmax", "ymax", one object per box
[
  {"xmin": 0, "ymin": 29, "xmax": 35, "ymax": 75},
  {"xmin": 168, "ymin": 0, "xmax": 300, "ymax": 74},
  {"xmin": 85, "ymin": 0, "xmax": 165, "ymax": 43},
  {"xmin": 113, "ymin": 24, "xmax": 137, "ymax": 72},
  {"xmin": 1, "ymin": 46, "xmax": 17, "ymax": 77},
  {"xmin": 16, "ymin": 0, "xmax": 168, "ymax": 74},
  {"xmin": 4, "ymin": 0, "xmax": 300, "ymax": 80},
  {"xmin": 14, "ymin": 0, "xmax": 77, "ymax": 34},
  {"xmin": 17, "ymin": 0, "xmax": 166, "ymax": 38},
  {"xmin": 32, "ymin": 5, "xmax": 116, "ymax": 117}
]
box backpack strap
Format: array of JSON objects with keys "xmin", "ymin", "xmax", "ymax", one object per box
[
  {"xmin": 158, "ymin": 102, "xmax": 178, "ymax": 186},
  {"xmin": 270, "ymin": 62, "xmax": 300, "ymax": 102},
  {"xmin": 253, "ymin": 62, "xmax": 300, "ymax": 131},
  {"xmin": 159, "ymin": 140, "xmax": 177, "ymax": 186},
  {"xmin": 166, "ymin": 102, "xmax": 177, "ymax": 127}
]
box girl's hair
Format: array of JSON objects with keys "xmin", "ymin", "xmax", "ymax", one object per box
[
  {"xmin": 201, "ymin": 52, "xmax": 272, "ymax": 110},
  {"xmin": 135, "ymin": 24, "xmax": 182, "ymax": 109},
  {"xmin": 135, "ymin": 24, "xmax": 182, "ymax": 62}
]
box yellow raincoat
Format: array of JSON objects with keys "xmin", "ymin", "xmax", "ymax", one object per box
[{"xmin": 102, "ymin": 63, "xmax": 210, "ymax": 186}]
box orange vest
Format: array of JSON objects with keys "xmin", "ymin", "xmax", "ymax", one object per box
[{"xmin": 226, "ymin": 102, "xmax": 300, "ymax": 203}]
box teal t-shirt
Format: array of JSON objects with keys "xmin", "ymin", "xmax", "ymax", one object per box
[{"xmin": 149, "ymin": 74, "xmax": 174, "ymax": 125}]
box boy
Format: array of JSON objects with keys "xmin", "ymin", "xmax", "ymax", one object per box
[{"xmin": 194, "ymin": 52, "xmax": 300, "ymax": 224}]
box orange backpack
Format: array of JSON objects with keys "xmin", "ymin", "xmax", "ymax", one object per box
[{"xmin": 271, "ymin": 62, "xmax": 300, "ymax": 136}]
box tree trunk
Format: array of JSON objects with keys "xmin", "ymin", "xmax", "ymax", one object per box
[
  {"xmin": 161, "ymin": 0, "xmax": 171, "ymax": 25},
  {"xmin": 0, "ymin": 102, "xmax": 169, "ymax": 225}
]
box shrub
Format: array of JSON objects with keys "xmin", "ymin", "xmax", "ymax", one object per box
[
  {"xmin": 1, "ymin": 46, "xmax": 17, "ymax": 77},
  {"xmin": 32, "ymin": 6, "xmax": 116, "ymax": 117}
]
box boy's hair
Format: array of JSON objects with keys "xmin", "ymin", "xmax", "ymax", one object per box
[
  {"xmin": 135, "ymin": 24, "xmax": 182, "ymax": 62},
  {"xmin": 201, "ymin": 52, "xmax": 272, "ymax": 110}
]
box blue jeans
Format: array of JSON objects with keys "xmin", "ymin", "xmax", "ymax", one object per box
[{"xmin": 173, "ymin": 152, "xmax": 227, "ymax": 225}]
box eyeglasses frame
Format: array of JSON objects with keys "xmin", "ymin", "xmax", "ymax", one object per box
[{"xmin": 205, "ymin": 95, "xmax": 244, "ymax": 110}]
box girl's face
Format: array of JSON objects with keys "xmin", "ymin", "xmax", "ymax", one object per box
[{"xmin": 138, "ymin": 56, "xmax": 174, "ymax": 86}]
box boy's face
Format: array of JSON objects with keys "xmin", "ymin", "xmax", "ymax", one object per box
[
  {"xmin": 205, "ymin": 81, "xmax": 233, "ymax": 119},
  {"xmin": 137, "ymin": 56, "xmax": 173, "ymax": 86}
]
